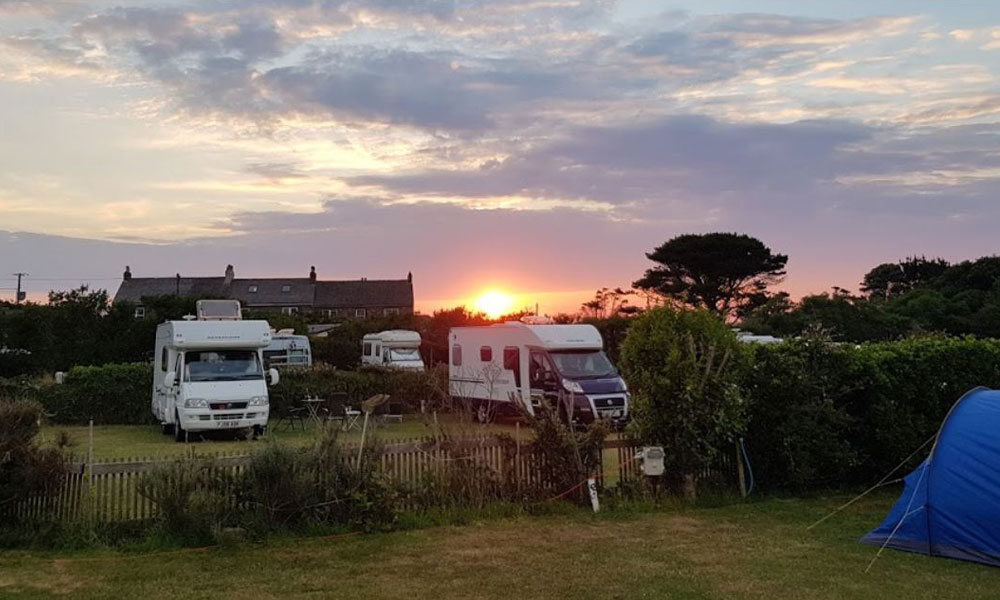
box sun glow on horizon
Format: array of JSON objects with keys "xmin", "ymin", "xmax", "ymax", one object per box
[{"xmin": 474, "ymin": 290, "xmax": 515, "ymax": 319}]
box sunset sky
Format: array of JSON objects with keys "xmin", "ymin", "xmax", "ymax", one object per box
[{"xmin": 2, "ymin": 1, "xmax": 1000, "ymax": 313}]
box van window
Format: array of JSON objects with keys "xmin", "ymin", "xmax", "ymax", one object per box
[
  {"xmin": 375, "ymin": 344, "xmax": 381, "ymax": 357},
  {"xmin": 363, "ymin": 342, "xmax": 372, "ymax": 356},
  {"xmin": 452, "ymin": 344, "xmax": 462, "ymax": 366},
  {"xmin": 480, "ymin": 346, "xmax": 492, "ymax": 362},
  {"xmin": 503, "ymin": 347, "xmax": 519, "ymax": 370},
  {"xmin": 504, "ymin": 347, "xmax": 520, "ymax": 387},
  {"xmin": 160, "ymin": 347, "xmax": 169, "ymax": 372}
]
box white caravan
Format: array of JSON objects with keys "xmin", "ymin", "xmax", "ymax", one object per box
[
  {"xmin": 361, "ymin": 330, "xmax": 425, "ymax": 371},
  {"xmin": 264, "ymin": 331, "xmax": 312, "ymax": 369},
  {"xmin": 152, "ymin": 300, "xmax": 279, "ymax": 441},
  {"xmin": 448, "ymin": 320, "xmax": 629, "ymax": 426}
]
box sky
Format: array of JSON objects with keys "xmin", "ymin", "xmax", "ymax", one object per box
[{"xmin": 2, "ymin": 1, "xmax": 1000, "ymax": 313}]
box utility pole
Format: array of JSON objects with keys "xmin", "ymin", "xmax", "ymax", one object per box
[{"xmin": 13, "ymin": 272, "xmax": 27, "ymax": 304}]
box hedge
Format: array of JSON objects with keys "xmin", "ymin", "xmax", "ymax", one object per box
[
  {"xmin": 45, "ymin": 363, "xmax": 155, "ymax": 425},
  {"xmin": 0, "ymin": 362, "xmax": 448, "ymax": 426},
  {"xmin": 743, "ymin": 336, "xmax": 1000, "ymax": 492},
  {"xmin": 269, "ymin": 364, "xmax": 447, "ymax": 414}
]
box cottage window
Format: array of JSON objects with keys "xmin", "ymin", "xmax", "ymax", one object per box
[
  {"xmin": 355, "ymin": 308, "xmax": 366, "ymax": 318},
  {"xmin": 384, "ymin": 308, "xmax": 400, "ymax": 316},
  {"xmin": 281, "ymin": 307, "xmax": 298, "ymax": 315},
  {"xmin": 248, "ymin": 285, "xmax": 258, "ymax": 293},
  {"xmin": 134, "ymin": 306, "xmax": 146, "ymax": 319},
  {"xmin": 281, "ymin": 285, "xmax": 291, "ymax": 293}
]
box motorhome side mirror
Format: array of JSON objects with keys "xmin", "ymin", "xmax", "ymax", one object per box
[
  {"xmin": 163, "ymin": 372, "xmax": 176, "ymax": 388},
  {"xmin": 268, "ymin": 368, "xmax": 280, "ymax": 386}
]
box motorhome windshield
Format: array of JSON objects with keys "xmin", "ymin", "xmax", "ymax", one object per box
[
  {"xmin": 184, "ymin": 350, "xmax": 263, "ymax": 382},
  {"xmin": 548, "ymin": 350, "xmax": 616, "ymax": 379},
  {"xmin": 388, "ymin": 348, "xmax": 421, "ymax": 361}
]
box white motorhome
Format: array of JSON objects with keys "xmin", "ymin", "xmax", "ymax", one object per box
[
  {"xmin": 264, "ymin": 331, "xmax": 312, "ymax": 369},
  {"xmin": 449, "ymin": 320, "xmax": 629, "ymax": 426},
  {"xmin": 152, "ymin": 300, "xmax": 279, "ymax": 442},
  {"xmin": 361, "ymin": 330, "xmax": 425, "ymax": 371}
]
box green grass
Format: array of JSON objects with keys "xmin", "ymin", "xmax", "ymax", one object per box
[
  {"xmin": 2, "ymin": 494, "xmax": 999, "ymax": 599},
  {"xmin": 40, "ymin": 416, "xmax": 524, "ymax": 461}
]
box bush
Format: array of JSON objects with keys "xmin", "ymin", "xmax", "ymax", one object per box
[
  {"xmin": 620, "ymin": 308, "xmax": 746, "ymax": 498},
  {"xmin": 136, "ymin": 459, "xmax": 237, "ymax": 544},
  {"xmin": 270, "ymin": 364, "xmax": 447, "ymax": 414},
  {"xmin": 0, "ymin": 399, "xmax": 69, "ymax": 517},
  {"xmin": 742, "ymin": 335, "xmax": 1000, "ymax": 491},
  {"xmin": 139, "ymin": 427, "xmax": 396, "ymax": 541},
  {"xmin": 42, "ymin": 363, "xmax": 153, "ymax": 425},
  {"xmin": 743, "ymin": 338, "xmax": 859, "ymax": 491}
]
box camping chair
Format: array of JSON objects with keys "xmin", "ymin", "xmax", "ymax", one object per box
[
  {"xmin": 322, "ymin": 392, "xmax": 349, "ymax": 428},
  {"xmin": 273, "ymin": 398, "xmax": 306, "ymax": 431},
  {"xmin": 373, "ymin": 396, "xmax": 403, "ymax": 427}
]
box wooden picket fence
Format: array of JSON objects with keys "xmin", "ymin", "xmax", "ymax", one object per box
[{"xmin": 4, "ymin": 438, "xmax": 741, "ymax": 524}]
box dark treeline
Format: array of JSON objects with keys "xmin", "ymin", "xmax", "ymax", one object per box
[
  {"xmin": 0, "ymin": 288, "xmax": 534, "ymax": 377},
  {"xmin": 741, "ymin": 255, "xmax": 1000, "ymax": 341}
]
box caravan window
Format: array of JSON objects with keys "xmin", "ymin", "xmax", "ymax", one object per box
[
  {"xmin": 363, "ymin": 342, "xmax": 372, "ymax": 356},
  {"xmin": 160, "ymin": 347, "xmax": 169, "ymax": 372},
  {"xmin": 503, "ymin": 347, "xmax": 519, "ymax": 371},
  {"xmin": 452, "ymin": 344, "xmax": 462, "ymax": 366},
  {"xmin": 480, "ymin": 346, "xmax": 492, "ymax": 362},
  {"xmin": 504, "ymin": 347, "xmax": 521, "ymax": 387},
  {"xmin": 375, "ymin": 344, "xmax": 381, "ymax": 357}
]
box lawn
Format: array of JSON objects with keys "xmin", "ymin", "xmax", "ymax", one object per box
[
  {"xmin": 2, "ymin": 494, "xmax": 999, "ymax": 599},
  {"xmin": 41, "ymin": 415, "xmax": 520, "ymax": 461}
]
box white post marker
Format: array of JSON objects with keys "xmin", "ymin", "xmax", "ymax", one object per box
[{"xmin": 587, "ymin": 477, "xmax": 600, "ymax": 513}]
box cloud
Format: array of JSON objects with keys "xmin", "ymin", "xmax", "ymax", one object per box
[{"xmin": 350, "ymin": 115, "xmax": 872, "ymax": 207}]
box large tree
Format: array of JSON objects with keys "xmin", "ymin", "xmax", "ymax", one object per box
[
  {"xmin": 860, "ymin": 256, "xmax": 950, "ymax": 299},
  {"xmin": 633, "ymin": 233, "xmax": 788, "ymax": 318}
]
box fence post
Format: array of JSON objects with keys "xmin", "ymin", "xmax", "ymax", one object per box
[
  {"xmin": 736, "ymin": 439, "xmax": 747, "ymax": 498},
  {"xmin": 515, "ymin": 422, "xmax": 521, "ymax": 492},
  {"xmin": 86, "ymin": 419, "xmax": 94, "ymax": 524}
]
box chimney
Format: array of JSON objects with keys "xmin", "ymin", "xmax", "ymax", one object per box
[
  {"xmin": 407, "ymin": 271, "xmax": 412, "ymax": 283},
  {"xmin": 309, "ymin": 266, "xmax": 316, "ymax": 283},
  {"xmin": 175, "ymin": 273, "xmax": 181, "ymax": 295},
  {"xmin": 224, "ymin": 264, "xmax": 235, "ymax": 286},
  {"xmin": 123, "ymin": 266, "xmax": 132, "ymax": 281}
]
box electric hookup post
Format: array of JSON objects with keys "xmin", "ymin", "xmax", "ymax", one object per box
[{"xmin": 636, "ymin": 446, "xmax": 666, "ymax": 496}]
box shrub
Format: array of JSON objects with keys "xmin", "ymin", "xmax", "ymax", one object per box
[
  {"xmin": 742, "ymin": 335, "xmax": 1000, "ymax": 491},
  {"xmin": 136, "ymin": 459, "xmax": 236, "ymax": 544},
  {"xmin": 620, "ymin": 308, "xmax": 746, "ymax": 499},
  {"xmin": 140, "ymin": 427, "xmax": 396, "ymax": 540},
  {"xmin": 42, "ymin": 363, "xmax": 153, "ymax": 425},
  {"xmin": 0, "ymin": 399, "xmax": 68, "ymax": 518},
  {"xmin": 742, "ymin": 337, "xmax": 859, "ymax": 491},
  {"xmin": 270, "ymin": 364, "xmax": 447, "ymax": 414}
]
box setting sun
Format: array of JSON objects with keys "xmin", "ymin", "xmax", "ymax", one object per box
[{"xmin": 475, "ymin": 290, "xmax": 515, "ymax": 319}]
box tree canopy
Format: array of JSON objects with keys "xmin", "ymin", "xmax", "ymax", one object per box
[{"xmin": 633, "ymin": 233, "xmax": 787, "ymax": 318}]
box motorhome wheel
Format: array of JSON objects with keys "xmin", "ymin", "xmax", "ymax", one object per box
[
  {"xmin": 174, "ymin": 411, "xmax": 186, "ymax": 443},
  {"xmin": 161, "ymin": 423, "xmax": 175, "ymax": 436}
]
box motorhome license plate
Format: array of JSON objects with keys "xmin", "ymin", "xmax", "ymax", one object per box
[{"xmin": 217, "ymin": 420, "xmax": 240, "ymax": 428}]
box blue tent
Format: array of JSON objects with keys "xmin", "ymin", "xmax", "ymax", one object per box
[{"xmin": 863, "ymin": 387, "xmax": 1000, "ymax": 567}]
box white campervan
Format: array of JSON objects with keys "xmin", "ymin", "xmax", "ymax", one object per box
[
  {"xmin": 152, "ymin": 300, "xmax": 279, "ymax": 442},
  {"xmin": 449, "ymin": 319, "xmax": 629, "ymax": 426},
  {"xmin": 361, "ymin": 330, "xmax": 425, "ymax": 371},
  {"xmin": 264, "ymin": 331, "xmax": 312, "ymax": 369}
]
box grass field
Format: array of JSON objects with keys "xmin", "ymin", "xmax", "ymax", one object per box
[
  {"xmin": 40, "ymin": 416, "xmax": 519, "ymax": 461},
  {"xmin": 2, "ymin": 494, "xmax": 999, "ymax": 599}
]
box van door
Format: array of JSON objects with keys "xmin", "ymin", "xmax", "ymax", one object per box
[{"xmin": 528, "ymin": 350, "xmax": 558, "ymax": 409}]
